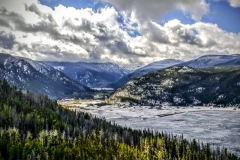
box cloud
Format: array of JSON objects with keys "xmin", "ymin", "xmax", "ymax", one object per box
[
  {"xmin": 41, "ymin": 0, "xmax": 56, "ymax": 2},
  {"xmin": 129, "ymin": 19, "xmax": 240, "ymax": 61},
  {"xmin": 228, "ymin": 0, "xmax": 240, "ymax": 7},
  {"xmin": 25, "ymin": 3, "xmax": 42, "ymax": 16},
  {"xmin": 0, "ymin": 31, "xmax": 15, "ymax": 49},
  {"xmin": 0, "ymin": 0, "xmax": 239, "ymax": 69},
  {"xmin": 101, "ymin": 0, "xmax": 209, "ymax": 21}
]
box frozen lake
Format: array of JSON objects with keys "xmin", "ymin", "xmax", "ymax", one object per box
[
  {"xmin": 111, "ymin": 109, "xmax": 240, "ymax": 158},
  {"xmin": 68, "ymin": 103, "xmax": 240, "ymax": 157}
]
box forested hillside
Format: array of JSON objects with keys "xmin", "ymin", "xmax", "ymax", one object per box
[
  {"xmin": 0, "ymin": 79, "xmax": 237, "ymax": 159},
  {"xmin": 110, "ymin": 66, "xmax": 240, "ymax": 106},
  {"xmin": 0, "ymin": 53, "xmax": 90, "ymax": 99}
]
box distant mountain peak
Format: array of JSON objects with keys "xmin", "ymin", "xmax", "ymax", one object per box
[{"xmin": 45, "ymin": 61, "xmax": 131, "ymax": 88}]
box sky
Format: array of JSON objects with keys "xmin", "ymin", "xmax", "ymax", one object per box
[{"xmin": 0, "ymin": 0, "xmax": 239, "ymax": 69}]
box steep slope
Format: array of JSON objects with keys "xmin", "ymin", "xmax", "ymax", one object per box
[
  {"xmin": 180, "ymin": 54, "xmax": 240, "ymax": 68},
  {"xmin": 0, "ymin": 53, "xmax": 90, "ymax": 99},
  {"xmin": 46, "ymin": 61, "xmax": 130, "ymax": 88},
  {"xmin": 108, "ymin": 59, "xmax": 183, "ymax": 89},
  {"xmin": 110, "ymin": 66, "xmax": 240, "ymax": 106}
]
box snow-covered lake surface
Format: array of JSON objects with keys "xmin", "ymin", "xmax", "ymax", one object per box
[{"xmin": 64, "ymin": 101, "xmax": 240, "ymax": 157}]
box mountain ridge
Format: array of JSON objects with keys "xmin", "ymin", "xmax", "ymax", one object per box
[
  {"xmin": 108, "ymin": 54, "xmax": 240, "ymax": 89},
  {"xmin": 180, "ymin": 54, "xmax": 240, "ymax": 68},
  {"xmin": 109, "ymin": 65, "xmax": 240, "ymax": 106},
  {"xmin": 108, "ymin": 59, "xmax": 183, "ymax": 89},
  {"xmin": 0, "ymin": 53, "xmax": 91, "ymax": 99},
  {"xmin": 45, "ymin": 61, "xmax": 131, "ymax": 88}
]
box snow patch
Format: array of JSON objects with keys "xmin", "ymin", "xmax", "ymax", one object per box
[
  {"xmin": 54, "ymin": 66, "xmax": 64, "ymax": 71},
  {"xmin": 161, "ymin": 79, "xmax": 174, "ymax": 87},
  {"xmin": 178, "ymin": 66, "xmax": 195, "ymax": 73},
  {"xmin": 196, "ymin": 87, "xmax": 205, "ymax": 93}
]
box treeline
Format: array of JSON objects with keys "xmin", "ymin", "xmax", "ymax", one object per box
[{"xmin": 0, "ymin": 79, "xmax": 238, "ymax": 159}]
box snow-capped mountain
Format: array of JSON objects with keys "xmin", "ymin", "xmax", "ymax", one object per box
[
  {"xmin": 180, "ymin": 54, "xmax": 240, "ymax": 68},
  {"xmin": 0, "ymin": 53, "xmax": 90, "ymax": 99},
  {"xmin": 136, "ymin": 59, "xmax": 183, "ymax": 73},
  {"xmin": 45, "ymin": 61, "xmax": 131, "ymax": 88},
  {"xmin": 109, "ymin": 65, "xmax": 240, "ymax": 106},
  {"xmin": 108, "ymin": 59, "xmax": 183, "ymax": 89}
]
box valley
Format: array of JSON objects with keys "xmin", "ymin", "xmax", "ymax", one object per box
[
  {"xmin": 59, "ymin": 99, "xmax": 240, "ymax": 158},
  {"xmin": 0, "ymin": 0, "xmax": 239, "ymax": 158},
  {"xmin": 2, "ymin": 80, "xmax": 237, "ymax": 159},
  {"xmin": 1, "ymin": 53, "xmax": 240, "ymax": 158}
]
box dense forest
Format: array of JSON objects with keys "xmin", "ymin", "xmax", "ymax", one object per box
[{"xmin": 0, "ymin": 79, "xmax": 238, "ymax": 159}]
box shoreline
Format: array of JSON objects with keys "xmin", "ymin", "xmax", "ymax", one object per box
[{"xmin": 58, "ymin": 99, "xmax": 240, "ymax": 121}]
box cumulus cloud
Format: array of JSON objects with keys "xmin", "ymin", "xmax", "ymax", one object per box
[
  {"xmin": 101, "ymin": 0, "xmax": 209, "ymax": 21},
  {"xmin": 0, "ymin": 0, "xmax": 239, "ymax": 69}
]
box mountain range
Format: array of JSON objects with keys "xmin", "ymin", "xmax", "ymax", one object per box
[
  {"xmin": 45, "ymin": 61, "xmax": 130, "ymax": 88},
  {"xmin": 108, "ymin": 59, "xmax": 183, "ymax": 89},
  {"xmin": 109, "ymin": 54, "xmax": 240, "ymax": 89},
  {"xmin": 0, "ymin": 53, "xmax": 90, "ymax": 99},
  {"xmin": 181, "ymin": 54, "xmax": 240, "ymax": 68},
  {"xmin": 1, "ymin": 53, "xmax": 240, "ymax": 101},
  {"xmin": 109, "ymin": 65, "xmax": 240, "ymax": 106}
]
